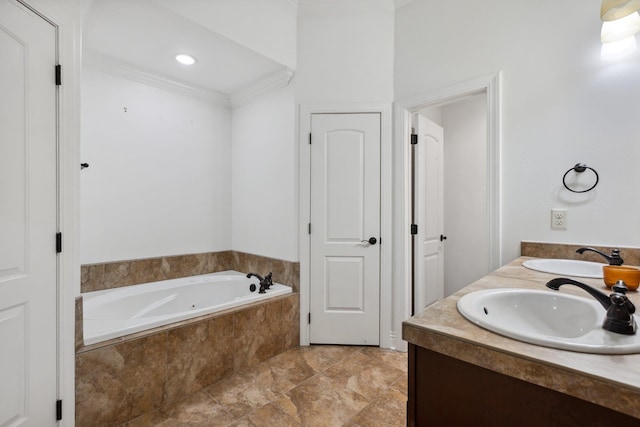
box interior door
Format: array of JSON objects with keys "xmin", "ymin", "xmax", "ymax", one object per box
[
  {"xmin": 413, "ymin": 113, "xmax": 444, "ymax": 314},
  {"xmin": 309, "ymin": 113, "xmax": 381, "ymax": 345},
  {"xmin": 0, "ymin": 1, "xmax": 59, "ymax": 425}
]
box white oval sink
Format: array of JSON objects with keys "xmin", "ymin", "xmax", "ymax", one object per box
[
  {"xmin": 522, "ymin": 259, "xmax": 605, "ymax": 279},
  {"xmin": 457, "ymin": 288, "xmax": 640, "ymax": 354}
]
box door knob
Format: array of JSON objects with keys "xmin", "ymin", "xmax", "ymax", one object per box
[
  {"xmin": 440, "ymin": 234, "xmax": 447, "ymax": 242},
  {"xmin": 361, "ymin": 237, "xmax": 377, "ymax": 245}
]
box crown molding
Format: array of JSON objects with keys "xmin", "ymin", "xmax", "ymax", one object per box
[
  {"xmin": 230, "ymin": 67, "xmax": 295, "ymax": 108},
  {"xmin": 83, "ymin": 50, "xmax": 231, "ymax": 108}
]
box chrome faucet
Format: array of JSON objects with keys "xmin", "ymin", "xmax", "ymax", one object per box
[
  {"xmin": 575, "ymin": 247, "xmax": 623, "ymax": 265},
  {"xmin": 546, "ymin": 278, "xmax": 636, "ymax": 335},
  {"xmin": 246, "ymin": 272, "xmax": 273, "ymax": 294}
]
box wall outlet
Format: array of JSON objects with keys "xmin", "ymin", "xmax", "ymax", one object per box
[{"xmin": 551, "ymin": 209, "xmax": 567, "ymax": 230}]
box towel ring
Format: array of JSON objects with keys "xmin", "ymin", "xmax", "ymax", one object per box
[{"xmin": 562, "ymin": 163, "xmax": 599, "ymax": 193}]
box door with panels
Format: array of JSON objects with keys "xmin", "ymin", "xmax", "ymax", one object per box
[
  {"xmin": 309, "ymin": 113, "xmax": 381, "ymax": 345},
  {"xmin": 412, "ymin": 113, "xmax": 444, "ymax": 314},
  {"xmin": 0, "ymin": 0, "xmax": 59, "ymax": 425}
]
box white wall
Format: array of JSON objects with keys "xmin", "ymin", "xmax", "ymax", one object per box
[
  {"xmin": 81, "ymin": 68, "xmax": 232, "ymax": 264},
  {"xmin": 418, "ymin": 105, "xmax": 442, "ymax": 125},
  {"xmin": 297, "ymin": 0, "xmax": 394, "ymax": 103},
  {"xmin": 396, "ymin": 0, "xmax": 640, "ymax": 264},
  {"xmin": 441, "ymin": 94, "xmax": 488, "ymax": 295},
  {"xmin": 231, "ymin": 82, "xmax": 297, "ymax": 261}
]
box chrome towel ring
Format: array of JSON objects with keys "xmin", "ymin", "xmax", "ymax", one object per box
[{"xmin": 562, "ymin": 163, "xmax": 599, "ymax": 193}]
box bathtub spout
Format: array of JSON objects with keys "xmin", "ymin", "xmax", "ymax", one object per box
[
  {"xmin": 246, "ymin": 272, "xmax": 264, "ymax": 281},
  {"xmin": 247, "ymin": 272, "xmax": 273, "ymax": 293}
]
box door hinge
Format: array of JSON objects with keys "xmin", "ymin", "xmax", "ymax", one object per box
[
  {"xmin": 309, "ymin": 133, "xmax": 312, "ymax": 144},
  {"xmin": 410, "ymin": 134, "xmax": 418, "ymax": 145},
  {"xmin": 411, "ymin": 224, "xmax": 418, "ymax": 235},
  {"xmin": 308, "ymin": 312, "xmax": 311, "ymax": 324},
  {"xmin": 56, "ymin": 399, "xmax": 62, "ymax": 421},
  {"xmin": 308, "ymin": 223, "xmax": 311, "ymax": 235},
  {"xmin": 56, "ymin": 232, "xmax": 62, "ymax": 253},
  {"xmin": 55, "ymin": 64, "xmax": 61, "ymax": 86}
]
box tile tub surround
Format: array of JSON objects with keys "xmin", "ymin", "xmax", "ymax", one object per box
[
  {"xmin": 76, "ymin": 293, "xmax": 300, "ymax": 426},
  {"xmin": 81, "ymin": 250, "xmax": 300, "ymax": 293},
  {"xmin": 521, "ymin": 241, "xmax": 640, "ymax": 265},
  {"xmin": 403, "ymin": 257, "xmax": 640, "ymax": 420}
]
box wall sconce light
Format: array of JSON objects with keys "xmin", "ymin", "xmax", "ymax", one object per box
[
  {"xmin": 600, "ymin": 0, "xmax": 640, "ymax": 59},
  {"xmin": 601, "ymin": 0, "xmax": 640, "ymax": 20}
]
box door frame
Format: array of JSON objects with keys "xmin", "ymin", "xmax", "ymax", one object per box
[
  {"xmin": 299, "ymin": 103, "xmax": 393, "ymax": 348},
  {"xmin": 17, "ymin": 0, "xmax": 83, "ymax": 423},
  {"xmin": 393, "ymin": 72, "xmax": 502, "ymax": 352}
]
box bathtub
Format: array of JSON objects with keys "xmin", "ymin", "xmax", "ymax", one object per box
[{"xmin": 82, "ymin": 270, "xmax": 292, "ymax": 346}]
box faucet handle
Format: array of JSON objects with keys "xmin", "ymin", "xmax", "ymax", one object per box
[{"xmin": 612, "ymin": 280, "xmax": 629, "ymax": 295}]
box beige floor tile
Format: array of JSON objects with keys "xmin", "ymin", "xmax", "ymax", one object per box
[
  {"xmin": 323, "ymin": 350, "xmax": 405, "ymax": 401},
  {"xmin": 205, "ymin": 366, "xmax": 281, "ymax": 419},
  {"xmin": 348, "ymin": 387, "xmax": 407, "ymax": 427},
  {"xmin": 274, "ymin": 373, "xmax": 369, "ymax": 427},
  {"xmin": 261, "ymin": 347, "xmax": 318, "ymax": 393},
  {"xmin": 360, "ymin": 347, "xmax": 409, "ymax": 373},
  {"xmin": 298, "ymin": 345, "xmax": 362, "ymax": 371},
  {"xmin": 390, "ymin": 374, "xmax": 408, "ymax": 397},
  {"xmin": 119, "ymin": 345, "xmax": 408, "ymax": 427},
  {"xmin": 229, "ymin": 403, "xmax": 302, "ymax": 427},
  {"xmin": 124, "ymin": 391, "xmax": 235, "ymax": 427}
]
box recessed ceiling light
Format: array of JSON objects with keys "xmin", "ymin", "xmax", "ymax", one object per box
[{"xmin": 175, "ymin": 54, "xmax": 196, "ymax": 65}]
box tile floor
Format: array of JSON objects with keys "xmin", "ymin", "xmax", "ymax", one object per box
[{"xmin": 122, "ymin": 345, "xmax": 408, "ymax": 426}]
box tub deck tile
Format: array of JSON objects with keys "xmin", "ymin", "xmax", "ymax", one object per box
[
  {"xmin": 165, "ymin": 313, "xmax": 235, "ymax": 404},
  {"xmin": 75, "ymin": 333, "xmax": 167, "ymax": 426}
]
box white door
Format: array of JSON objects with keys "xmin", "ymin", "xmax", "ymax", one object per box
[
  {"xmin": 413, "ymin": 113, "xmax": 444, "ymax": 314},
  {"xmin": 0, "ymin": 1, "xmax": 59, "ymax": 425},
  {"xmin": 309, "ymin": 113, "xmax": 380, "ymax": 345}
]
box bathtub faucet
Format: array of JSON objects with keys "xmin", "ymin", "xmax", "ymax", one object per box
[{"xmin": 247, "ymin": 272, "xmax": 273, "ymax": 294}]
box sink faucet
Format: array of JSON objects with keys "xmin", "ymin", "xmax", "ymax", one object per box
[
  {"xmin": 246, "ymin": 272, "xmax": 273, "ymax": 294},
  {"xmin": 546, "ymin": 278, "xmax": 636, "ymax": 335},
  {"xmin": 575, "ymin": 247, "xmax": 623, "ymax": 265}
]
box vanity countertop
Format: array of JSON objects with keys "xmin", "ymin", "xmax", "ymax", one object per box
[{"xmin": 403, "ymin": 257, "xmax": 640, "ymax": 419}]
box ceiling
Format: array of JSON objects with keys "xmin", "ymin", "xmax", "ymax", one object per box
[{"xmin": 83, "ymin": 0, "xmax": 287, "ymax": 95}]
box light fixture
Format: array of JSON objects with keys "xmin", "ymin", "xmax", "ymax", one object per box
[
  {"xmin": 175, "ymin": 54, "xmax": 196, "ymax": 65},
  {"xmin": 600, "ymin": 0, "xmax": 640, "ymax": 59},
  {"xmin": 601, "ymin": 34, "xmax": 637, "ymax": 59},
  {"xmin": 601, "ymin": 11, "xmax": 640, "ymax": 42},
  {"xmin": 601, "ymin": 0, "xmax": 640, "ymax": 21}
]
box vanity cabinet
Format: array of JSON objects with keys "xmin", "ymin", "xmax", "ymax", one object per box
[
  {"xmin": 403, "ymin": 257, "xmax": 640, "ymax": 427},
  {"xmin": 407, "ymin": 344, "xmax": 638, "ymax": 426}
]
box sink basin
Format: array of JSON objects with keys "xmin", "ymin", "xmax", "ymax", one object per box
[
  {"xmin": 457, "ymin": 288, "xmax": 640, "ymax": 354},
  {"xmin": 522, "ymin": 259, "xmax": 605, "ymax": 279}
]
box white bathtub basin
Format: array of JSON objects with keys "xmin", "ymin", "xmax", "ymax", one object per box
[
  {"xmin": 83, "ymin": 270, "xmax": 292, "ymax": 345},
  {"xmin": 522, "ymin": 259, "xmax": 605, "ymax": 279},
  {"xmin": 457, "ymin": 288, "xmax": 640, "ymax": 354}
]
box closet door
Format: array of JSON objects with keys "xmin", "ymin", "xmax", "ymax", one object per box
[
  {"xmin": 309, "ymin": 113, "xmax": 381, "ymax": 345},
  {"xmin": 0, "ymin": 1, "xmax": 58, "ymax": 424}
]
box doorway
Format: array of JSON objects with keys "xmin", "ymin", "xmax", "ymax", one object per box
[
  {"xmin": 413, "ymin": 92, "xmax": 491, "ymax": 306},
  {"xmin": 299, "ymin": 104, "xmax": 393, "ymax": 348},
  {"xmin": 308, "ymin": 113, "xmax": 381, "ymax": 345},
  {"xmin": 394, "ymin": 72, "xmax": 502, "ymax": 350}
]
